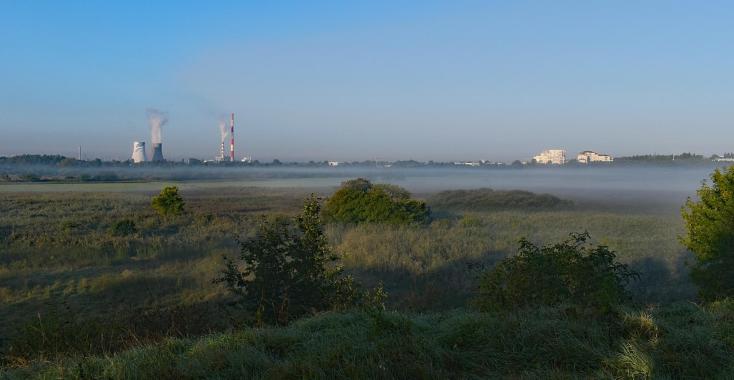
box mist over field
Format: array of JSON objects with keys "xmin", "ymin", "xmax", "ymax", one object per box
[
  {"xmin": 4, "ymin": 1, "xmax": 734, "ymax": 377},
  {"xmin": 0, "ymin": 165, "xmax": 714, "ymax": 213}
]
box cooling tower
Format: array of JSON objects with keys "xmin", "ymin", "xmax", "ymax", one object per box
[
  {"xmin": 131, "ymin": 141, "xmax": 147, "ymax": 163},
  {"xmin": 152, "ymin": 143, "xmax": 164, "ymax": 162}
]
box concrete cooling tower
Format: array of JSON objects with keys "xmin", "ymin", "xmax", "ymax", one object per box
[
  {"xmin": 131, "ymin": 141, "xmax": 147, "ymax": 163},
  {"xmin": 151, "ymin": 143, "xmax": 164, "ymax": 162}
]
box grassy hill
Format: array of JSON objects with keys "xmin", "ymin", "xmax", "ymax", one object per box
[{"xmin": 4, "ymin": 302, "xmax": 734, "ymax": 379}]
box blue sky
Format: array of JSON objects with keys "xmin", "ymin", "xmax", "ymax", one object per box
[{"xmin": 0, "ymin": 1, "xmax": 732, "ymax": 161}]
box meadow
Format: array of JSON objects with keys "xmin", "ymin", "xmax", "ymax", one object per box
[{"xmin": 0, "ymin": 182, "xmax": 693, "ymax": 368}]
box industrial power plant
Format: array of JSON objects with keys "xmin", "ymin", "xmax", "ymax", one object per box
[
  {"xmin": 130, "ymin": 109, "xmax": 246, "ymax": 164},
  {"xmin": 130, "ymin": 109, "xmax": 168, "ymax": 163},
  {"xmin": 216, "ymin": 113, "xmax": 236, "ymax": 162}
]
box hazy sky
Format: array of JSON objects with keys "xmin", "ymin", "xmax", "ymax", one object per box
[{"xmin": 0, "ymin": 1, "xmax": 732, "ymax": 161}]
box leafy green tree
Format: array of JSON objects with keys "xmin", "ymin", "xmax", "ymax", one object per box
[
  {"xmin": 323, "ymin": 178, "xmax": 430, "ymax": 224},
  {"xmin": 681, "ymin": 166, "xmax": 734, "ymax": 301},
  {"xmin": 151, "ymin": 186, "xmax": 185, "ymax": 218},
  {"xmin": 475, "ymin": 232, "xmax": 638, "ymax": 314},
  {"xmin": 216, "ymin": 196, "xmax": 373, "ymax": 325}
]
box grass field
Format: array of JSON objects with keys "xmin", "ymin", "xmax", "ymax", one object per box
[
  {"xmin": 5, "ymin": 302, "xmax": 734, "ymax": 379},
  {"xmin": 0, "ymin": 182, "xmax": 698, "ymax": 373}
]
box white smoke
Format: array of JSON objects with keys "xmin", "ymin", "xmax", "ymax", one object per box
[
  {"xmin": 218, "ymin": 119, "xmax": 228, "ymax": 143},
  {"xmin": 147, "ymin": 108, "xmax": 168, "ymax": 145}
]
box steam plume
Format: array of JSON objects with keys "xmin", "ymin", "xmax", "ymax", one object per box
[
  {"xmin": 218, "ymin": 119, "xmax": 228, "ymax": 143},
  {"xmin": 147, "ymin": 108, "xmax": 168, "ymax": 145}
]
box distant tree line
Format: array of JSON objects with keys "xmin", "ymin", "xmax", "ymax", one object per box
[
  {"xmin": 1, "ymin": 152, "xmax": 731, "ymax": 174},
  {"xmin": 615, "ymin": 153, "xmax": 705, "ymax": 161}
]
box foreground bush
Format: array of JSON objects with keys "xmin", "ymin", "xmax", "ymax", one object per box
[
  {"xmin": 476, "ymin": 232, "xmax": 638, "ymax": 314},
  {"xmin": 682, "ymin": 165, "xmax": 734, "ymax": 301},
  {"xmin": 428, "ymin": 188, "xmax": 573, "ymax": 212},
  {"xmin": 5, "ymin": 302, "xmax": 734, "ymax": 379},
  {"xmin": 217, "ymin": 196, "xmax": 380, "ymax": 326},
  {"xmin": 323, "ymin": 178, "xmax": 430, "ymax": 224}
]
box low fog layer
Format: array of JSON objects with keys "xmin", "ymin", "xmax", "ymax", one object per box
[{"xmin": 1, "ymin": 165, "xmax": 721, "ymax": 213}]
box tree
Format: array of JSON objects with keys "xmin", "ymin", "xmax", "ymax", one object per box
[
  {"xmin": 323, "ymin": 178, "xmax": 431, "ymax": 224},
  {"xmin": 475, "ymin": 232, "xmax": 638, "ymax": 314},
  {"xmin": 216, "ymin": 196, "xmax": 367, "ymax": 325},
  {"xmin": 151, "ymin": 186, "xmax": 185, "ymax": 218},
  {"xmin": 681, "ymin": 166, "xmax": 734, "ymax": 300}
]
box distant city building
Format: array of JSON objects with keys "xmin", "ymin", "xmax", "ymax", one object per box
[
  {"xmin": 328, "ymin": 161, "xmax": 340, "ymax": 167},
  {"xmin": 577, "ymin": 150, "xmax": 613, "ymax": 164},
  {"xmin": 533, "ymin": 149, "xmax": 566, "ymax": 165}
]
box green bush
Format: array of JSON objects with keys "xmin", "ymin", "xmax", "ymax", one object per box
[
  {"xmin": 151, "ymin": 186, "xmax": 185, "ymax": 218},
  {"xmin": 429, "ymin": 188, "xmax": 573, "ymax": 212},
  {"xmin": 323, "ymin": 178, "xmax": 430, "ymax": 224},
  {"xmin": 110, "ymin": 219, "xmax": 137, "ymax": 236},
  {"xmin": 681, "ymin": 166, "xmax": 734, "ymax": 301},
  {"xmin": 216, "ymin": 195, "xmax": 375, "ymax": 326},
  {"xmin": 475, "ymin": 232, "xmax": 638, "ymax": 314}
]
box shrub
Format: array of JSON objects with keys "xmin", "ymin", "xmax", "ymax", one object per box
[
  {"xmin": 429, "ymin": 188, "xmax": 573, "ymax": 212},
  {"xmin": 681, "ymin": 166, "xmax": 734, "ymax": 301},
  {"xmin": 110, "ymin": 219, "xmax": 137, "ymax": 236},
  {"xmin": 216, "ymin": 195, "xmax": 372, "ymax": 326},
  {"xmin": 475, "ymin": 232, "xmax": 638, "ymax": 314},
  {"xmin": 323, "ymin": 178, "xmax": 430, "ymax": 224},
  {"xmin": 151, "ymin": 186, "xmax": 185, "ymax": 218}
]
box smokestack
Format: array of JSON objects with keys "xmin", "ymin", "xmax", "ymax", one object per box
[
  {"xmin": 219, "ymin": 142, "xmax": 226, "ymax": 161},
  {"xmin": 132, "ymin": 141, "xmax": 147, "ymax": 163},
  {"xmin": 230, "ymin": 113, "xmax": 235, "ymax": 162},
  {"xmin": 217, "ymin": 118, "xmax": 228, "ymax": 161},
  {"xmin": 152, "ymin": 143, "xmax": 164, "ymax": 162}
]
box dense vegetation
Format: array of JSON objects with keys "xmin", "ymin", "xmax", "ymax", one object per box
[
  {"xmin": 5, "ymin": 302, "xmax": 734, "ymax": 379},
  {"xmin": 476, "ymin": 232, "xmax": 638, "ymax": 314},
  {"xmin": 682, "ymin": 165, "xmax": 734, "ymax": 301},
  {"xmin": 323, "ymin": 178, "xmax": 430, "ymax": 224},
  {"xmin": 0, "ymin": 173, "xmax": 724, "ymax": 377},
  {"xmin": 217, "ymin": 196, "xmax": 382, "ymax": 325},
  {"xmin": 428, "ymin": 188, "xmax": 573, "ymax": 212}
]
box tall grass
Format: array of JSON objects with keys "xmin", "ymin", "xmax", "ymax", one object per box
[
  {"xmin": 4, "ymin": 301, "xmax": 734, "ymax": 379},
  {"xmin": 0, "ymin": 187, "xmax": 692, "ymax": 365}
]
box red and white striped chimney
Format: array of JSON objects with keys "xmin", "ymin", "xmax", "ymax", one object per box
[{"xmin": 229, "ymin": 113, "xmax": 235, "ymax": 162}]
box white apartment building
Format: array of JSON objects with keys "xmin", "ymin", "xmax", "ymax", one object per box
[
  {"xmin": 533, "ymin": 149, "xmax": 566, "ymax": 165},
  {"xmin": 577, "ymin": 150, "xmax": 613, "ymax": 164}
]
